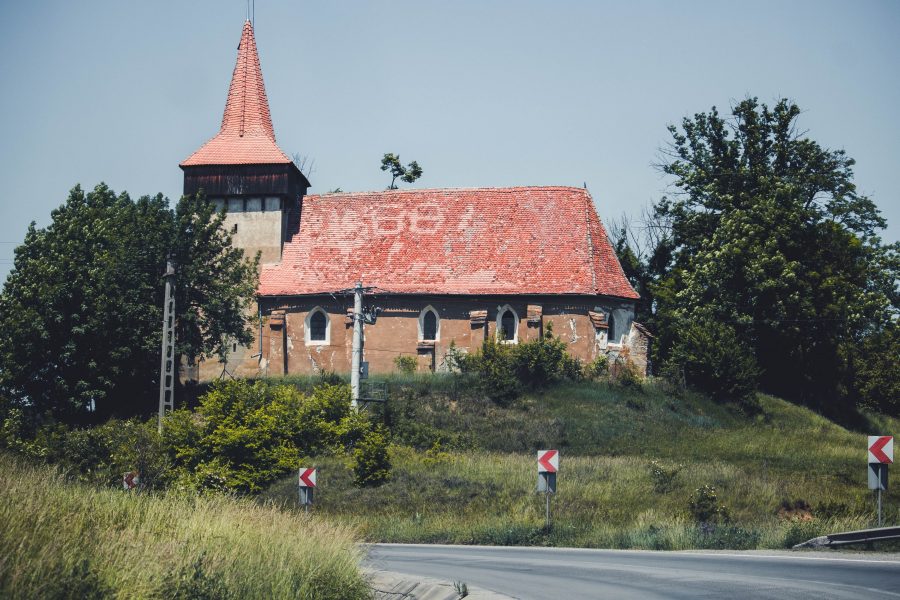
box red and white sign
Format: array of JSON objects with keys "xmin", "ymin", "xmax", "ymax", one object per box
[
  {"xmin": 299, "ymin": 468, "xmax": 317, "ymax": 488},
  {"xmin": 537, "ymin": 450, "xmax": 559, "ymax": 473},
  {"xmin": 868, "ymin": 436, "xmax": 893, "ymax": 464},
  {"xmin": 122, "ymin": 471, "xmax": 139, "ymax": 490}
]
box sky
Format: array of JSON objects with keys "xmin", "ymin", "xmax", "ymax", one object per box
[{"xmin": 1, "ymin": 1, "xmax": 899, "ymax": 279}]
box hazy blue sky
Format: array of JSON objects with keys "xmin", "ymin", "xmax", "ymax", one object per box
[{"xmin": 1, "ymin": 1, "xmax": 898, "ymax": 278}]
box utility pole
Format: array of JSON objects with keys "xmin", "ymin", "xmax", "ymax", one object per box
[
  {"xmin": 158, "ymin": 260, "xmax": 176, "ymax": 433},
  {"xmin": 350, "ymin": 281, "xmax": 363, "ymax": 409}
]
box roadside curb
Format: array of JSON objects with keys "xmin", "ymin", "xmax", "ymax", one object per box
[{"xmin": 366, "ymin": 569, "xmax": 514, "ymax": 600}]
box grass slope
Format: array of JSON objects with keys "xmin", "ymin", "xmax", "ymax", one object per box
[
  {"xmin": 0, "ymin": 454, "xmax": 370, "ymax": 600},
  {"xmin": 264, "ymin": 376, "xmax": 899, "ymax": 550}
]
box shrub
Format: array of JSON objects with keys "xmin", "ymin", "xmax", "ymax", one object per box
[
  {"xmin": 647, "ymin": 460, "xmax": 681, "ymax": 494},
  {"xmin": 456, "ymin": 324, "xmax": 583, "ymax": 405},
  {"xmin": 162, "ymin": 380, "xmax": 385, "ymax": 493},
  {"xmin": 351, "ymin": 425, "xmax": 391, "ymax": 487},
  {"xmin": 586, "ymin": 355, "xmax": 609, "ymax": 379},
  {"xmin": 460, "ymin": 336, "xmax": 521, "ymax": 406},
  {"xmin": 613, "ymin": 359, "xmax": 644, "ymax": 389},
  {"xmin": 394, "ymin": 355, "xmax": 418, "ymax": 374},
  {"xmin": 688, "ymin": 484, "xmax": 730, "ymax": 524},
  {"xmin": 513, "ymin": 323, "xmax": 583, "ymax": 389},
  {"xmin": 666, "ymin": 319, "xmax": 759, "ymax": 410}
]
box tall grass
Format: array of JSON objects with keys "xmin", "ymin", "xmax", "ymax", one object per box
[
  {"xmin": 261, "ymin": 379, "xmax": 899, "ymax": 550},
  {"xmin": 0, "ymin": 454, "xmax": 370, "ymax": 599}
]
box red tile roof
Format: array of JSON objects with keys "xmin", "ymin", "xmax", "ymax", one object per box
[
  {"xmin": 258, "ymin": 186, "xmax": 639, "ymax": 299},
  {"xmin": 181, "ymin": 21, "xmax": 291, "ymax": 167}
]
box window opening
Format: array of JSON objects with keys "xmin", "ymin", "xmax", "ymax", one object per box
[
  {"xmin": 310, "ymin": 310, "xmax": 327, "ymax": 341},
  {"xmin": 500, "ymin": 308, "xmax": 517, "ymax": 341}
]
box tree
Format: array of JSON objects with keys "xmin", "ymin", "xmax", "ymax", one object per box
[
  {"xmin": 650, "ymin": 97, "xmax": 898, "ymax": 416},
  {"xmin": 0, "ymin": 183, "xmax": 258, "ymax": 425},
  {"xmin": 380, "ymin": 153, "xmax": 423, "ymax": 189}
]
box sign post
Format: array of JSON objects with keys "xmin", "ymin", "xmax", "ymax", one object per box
[
  {"xmin": 537, "ymin": 450, "xmax": 559, "ymax": 528},
  {"xmin": 867, "ymin": 436, "xmax": 893, "ymax": 527},
  {"xmin": 298, "ymin": 467, "xmax": 317, "ymax": 515}
]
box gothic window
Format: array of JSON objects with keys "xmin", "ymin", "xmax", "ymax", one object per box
[
  {"xmin": 607, "ymin": 312, "xmax": 616, "ymax": 343},
  {"xmin": 497, "ymin": 305, "xmax": 519, "ymax": 343},
  {"xmin": 419, "ymin": 306, "xmax": 439, "ymax": 341},
  {"xmin": 305, "ymin": 307, "xmax": 329, "ymax": 345}
]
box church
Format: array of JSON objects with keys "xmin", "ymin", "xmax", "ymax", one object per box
[{"xmin": 180, "ymin": 21, "xmax": 650, "ymax": 380}]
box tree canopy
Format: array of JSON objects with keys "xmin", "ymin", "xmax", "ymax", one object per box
[
  {"xmin": 618, "ymin": 97, "xmax": 898, "ymax": 416},
  {"xmin": 380, "ymin": 153, "xmax": 423, "ymax": 189},
  {"xmin": 0, "ymin": 184, "xmax": 258, "ymax": 424}
]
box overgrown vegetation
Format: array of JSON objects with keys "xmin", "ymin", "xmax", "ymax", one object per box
[
  {"xmin": 264, "ymin": 378, "xmax": 899, "ymax": 550},
  {"xmin": 1, "ymin": 380, "xmax": 389, "ymax": 495},
  {"xmin": 0, "ymin": 454, "xmax": 369, "ymax": 599},
  {"xmin": 450, "ymin": 325, "xmax": 584, "ymax": 405}
]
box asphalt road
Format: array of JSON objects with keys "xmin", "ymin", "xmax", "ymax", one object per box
[{"xmin": 365, "ymin": 544, "xmax": 900, "ymax": 599}]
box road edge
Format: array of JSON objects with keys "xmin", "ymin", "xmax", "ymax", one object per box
[{"xmin": 366, "ymin": 568, "xmax": 514, "ymax": 600}]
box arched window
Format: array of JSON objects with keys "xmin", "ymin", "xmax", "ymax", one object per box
[
  {"xmin": 418, "ymin": 306, "xmax": 440, "ymax": 341},
  {"xmin": 496, "ymin": 305, "xmax": 519, "ymax": 343},
  {"xmin": 607, "ymin": 312, "xmax": 616, "ymax": 343},
  {"xmin": 305, "ymin": 307, "xmax": 330, "ymax": 345}
]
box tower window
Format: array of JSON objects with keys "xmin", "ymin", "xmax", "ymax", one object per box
[
  {"xmin": 246, "ymin": 197, "xmax": 262, "ymax": 212},
  {"xmin": 227, "ymin": 198, "xmax": 243, "ymax": 213},
  {"xmin": 232, "ymin": 223, "xmax": 238, "ymax": 234},
  {"xmin": 265, "ymin": 197, "xmax": 281, "ymax": 211}
]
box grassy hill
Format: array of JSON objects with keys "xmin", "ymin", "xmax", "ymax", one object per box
[
  {"xmin": 263, "ymin": 376, "xmax": 899, "ymax": 550},
  {"xmin": 0, "ymin": 454, "xmax": 369, "ymax": 600}
]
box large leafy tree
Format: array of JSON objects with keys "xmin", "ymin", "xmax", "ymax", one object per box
[
  {"xmin": 651, "ymin": 98, "xmax": 898, "ymax": 416},
  {"xmin": 0, "ymin": 184, "xmax": 258, "ymax": 424}
]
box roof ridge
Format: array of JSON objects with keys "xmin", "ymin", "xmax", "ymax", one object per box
[{"xmin": 309, "ymin": 185, "xmax": 591, "ymax": 198}]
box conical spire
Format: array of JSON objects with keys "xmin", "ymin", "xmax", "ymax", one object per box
[
  {"xmin": 221, "ymin": 20, "xmax": 275, "ymax": 139},
  {"xmin": 181, "ymin": 20, "xmax": 291, "ymax": 166}
]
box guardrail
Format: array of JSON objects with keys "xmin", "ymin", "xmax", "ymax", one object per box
[{"xmin": 793, "ymin": 526, "xmax": 900, "ymax": 549}]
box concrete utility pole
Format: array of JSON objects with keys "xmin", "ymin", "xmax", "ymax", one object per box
[
  {"xmin": 350, "ymin": 281, "xmax": 363, "ymax": 409},
  {"xmin": 158, "ymin": 260, "xmax": 176, "ymax": 433}
]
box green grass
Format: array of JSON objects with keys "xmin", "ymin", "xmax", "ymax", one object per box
[
  {"xmin": 262, "ymin": 377, "xmax": 900, "ymax": 550},
  {"xmin": 0, "ymin": 454, "xmax": 370, "ymax": 599}
]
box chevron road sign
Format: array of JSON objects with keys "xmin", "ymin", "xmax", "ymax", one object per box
[
  {"xmin": 867, "ymin": 436, "xmax": 892, "ymax": 526},
  {"xmin": 868, "ymin": 436, "xmax": 893, "ymax": 464},
  {"xmin": 298, "ymin": 467, "xmax": 317, "ymax": 509},
  {"xmin": 538, "ymin": 449, "xmax": 559, "ymax": 473},
  {"xmin": 299, "ymin": 468, "xmax": 317, "ymax": 487}
]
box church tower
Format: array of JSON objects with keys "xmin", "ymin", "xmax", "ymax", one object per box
[{"xmin": 180, "ymin": 20, "xmax": 309, "ymax": 266}]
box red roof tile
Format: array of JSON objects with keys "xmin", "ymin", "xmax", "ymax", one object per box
[
  {"xmin": 258, "ymin": 187, "xmax": 639, "ymax": 299},
  {"xmin": 181, "ymin": 21, "xmax": 291, "ymax": 167}
]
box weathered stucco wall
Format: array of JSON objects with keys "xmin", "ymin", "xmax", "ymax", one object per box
[{"xmin": 211, "ymin": 197, "xmax": 289, "ymax": 266}]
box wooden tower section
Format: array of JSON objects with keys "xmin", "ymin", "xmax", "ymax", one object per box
[{"xmin": 180, "ymin": 20, "xmax": 309, "ymax": 266}]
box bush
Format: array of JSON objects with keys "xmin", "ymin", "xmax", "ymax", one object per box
[
  {"xmin": 647, "ymin": 460, "xmax": 681, "ymax": 494},
  {"xmin": 688, "ymin": 484, "xmax": 730, "ymax": 524},
  {"xmin": 613, "ymin": 359, "xmax": 644, "ymax": 389},
  {"xmin": 162, "ymin": 380, "xmax": 387, "ymax": 493},
  {"xmin": 456, "ymin": 324, "xmax": 583, "ymax": 405},
  {"xmin": 351, "ymin": 425, "xmax": 391, "ymax": 487},
  {"xmin": 586, "ymin": 355, "xmax": 609, "ymax": 379},
  {"xmin": 394, "ymin": 355, "xmax": 417, "ymax": 374},
  {"xmin": 666, "ymin": 319, "xmax": 759, "ymax": 410}
]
